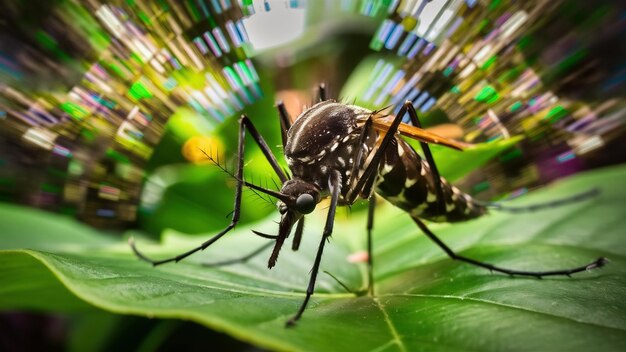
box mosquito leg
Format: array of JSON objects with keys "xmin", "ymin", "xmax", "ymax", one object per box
[
  {"xmin": 412, "ymin": 217, "xmax": 608, "ymax": 278},
  {"xmin": 474, "ymin": 188, "xmax": 601, "ymax": 213},
  {"xmin": 241, "ymin": 116, "xmax": 289, "ymax": 183},
  {"xmin": 276, "ymin": 101, "xmax": 292, "ymax": 148},
  {"xmin": 286, "ymin": 170, "xmax": 342, "ymax": 327},
  {"xmin": 292, "ymin": 217, "xmax": 305, "ymax": 251},
  {"xmin": 406, "ymin": 103, "xmax": 446, "ymax": 213},
  {"xmin": 366, "ymin": 194, "xmax": 376, "ymax": 295},
  {"xmin": 201, "ymin": 242, "xmax": 274, "ymax": 267},
  {"xmin": 318, "ymin": 83, "xmax": 327, "ymax": 101},
  {"xmin": 345, "ymin": 117, "xmax": 374, "ymax": 201},
  {"xmin": 131, "ymin": 116, "xmax": 286, "ymax": 266},
  {"xmin": 360, "ymin": 169, "xmax": 379, "ymax": 200},
  {"xmin": 348, "ymin": 101, "xmax": 411, "ymax": 203}
]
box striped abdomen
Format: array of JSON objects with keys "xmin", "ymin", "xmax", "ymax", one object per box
[{"xmin": 374, "ymin": 137, "xmax": 486, "ymax": 222}]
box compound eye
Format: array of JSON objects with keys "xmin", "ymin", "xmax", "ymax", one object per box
[{"xmin": 295, "ymin": 193, "xmax": 316, "ymax": 214}]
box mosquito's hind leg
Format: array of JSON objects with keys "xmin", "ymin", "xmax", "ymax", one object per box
[
  {"xmin": 130, "ymin": 116, "xmax": 287, "ymax": 266},
  {"xmin": 412, "ymin": 216, "xmax": 607, "ymax": 278},
  {"xmin": 475, "ymin": 188, "xmax": 601, "ymax": 213},
  {"xmin": 201, "ymin": 242, "xmax": 274, "ymax": 267}
]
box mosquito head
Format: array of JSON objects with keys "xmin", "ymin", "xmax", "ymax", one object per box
[
  {"xmin": 278, "ymin": 179, "xmax": 321, "ymax": 215},
  {"xmin": 264, "ymin": 179, "xmax": 321, "ymax": 268}
]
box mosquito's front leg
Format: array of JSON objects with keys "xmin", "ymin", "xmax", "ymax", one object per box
[
  {"xmin": 130, "ymin": 115, "xmax": 287, "ymax": 266},
  {"xmin": 286, "ymin": 170, "xmax": 342, "ymax": 327}
]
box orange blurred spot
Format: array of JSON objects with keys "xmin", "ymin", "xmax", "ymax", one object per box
[
  {"xmin": 182, "ymin": 135, "xmax": 224, "ymax": 164},
  {"xmin": 276, "ymin": 89, "xmax": 310, "ymax": 122}
]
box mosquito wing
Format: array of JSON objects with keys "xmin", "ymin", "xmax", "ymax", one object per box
[{"xmin": 371, "ymin": 117, "xmax": 470, "ymax": 151}]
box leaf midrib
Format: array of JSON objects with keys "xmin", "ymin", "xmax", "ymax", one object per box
[{"xmin": 373, "ymin": 297, "xmax": 407, "ymax": 352}]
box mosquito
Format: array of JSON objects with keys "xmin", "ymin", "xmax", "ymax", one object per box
[{"xmin": 131, "ymin": 84, "xmax": 607, "ymax": 327}]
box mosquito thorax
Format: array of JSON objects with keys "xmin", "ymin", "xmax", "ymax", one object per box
[{"xmin": 284, "ymin": 101, "xmax": 376, "ymax": 191}]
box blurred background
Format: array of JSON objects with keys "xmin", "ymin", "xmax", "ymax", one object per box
[{"xmin": 1, "ymin": 0, "xmax": 625, "ymax": 350}]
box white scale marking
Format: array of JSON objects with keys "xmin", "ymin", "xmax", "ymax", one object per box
[
  {"xmin": 380, "ymin": 163, "xmax": 394, "ymax": 175},
  {"xmin": 387, "ymin": 189, "xmax": 406, "ymax": 203},
  {"xmin": 451, "ymin": 186, "xmax": 460, "ymax": 201},
  {"xmin": 289, "ymin": 104, "xmax": 338, "ymax": 148},
  {"xmin": 410, "ymin": 203, "xmax": 429, "ymax": 216},
  {"xmin": 398, "ymin": 143, "xmax": 404, "ymax": 156},
  {"xmin": 405, "ymin": 177, "xmax": 417, "ymax": 187}
]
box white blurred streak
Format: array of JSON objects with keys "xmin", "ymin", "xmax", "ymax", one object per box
[{"xmin": 243, "ymin": 1, "xmax": 306, "ymax": 51}]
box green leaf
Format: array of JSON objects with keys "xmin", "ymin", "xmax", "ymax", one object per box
[{"xmin": 1, "ymin": 165, "xmax": 626, "ymax": 351}]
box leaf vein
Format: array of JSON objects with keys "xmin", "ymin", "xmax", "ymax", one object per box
[{"xmin": 373, "ymin": 297, "xmax": 407, "ymax": 352}]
